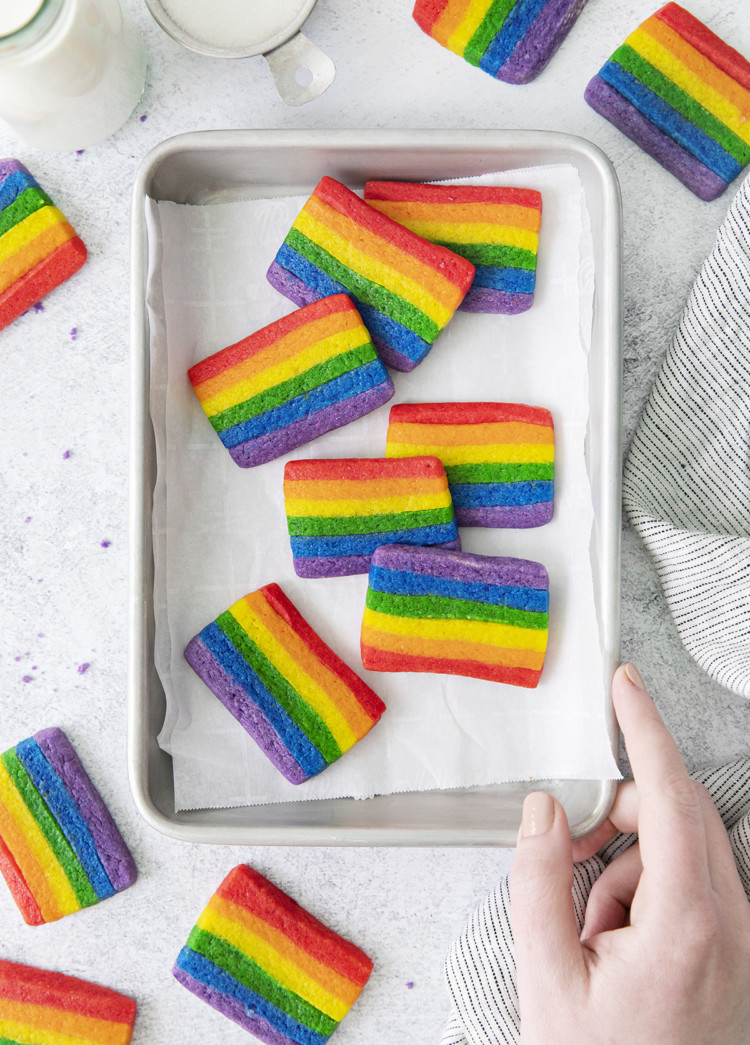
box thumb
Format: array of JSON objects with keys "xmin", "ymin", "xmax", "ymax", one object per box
[{"xmin": 509, "ymin": 793, "xmax": 584, "ymax": 992}]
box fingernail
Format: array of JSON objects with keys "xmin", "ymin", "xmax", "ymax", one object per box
[
  {"xmin": 624, "ymin": 662, "xmax": 646, "ymax": 690},
  {"xmin": 521, "ymin": 792, "xmax": 555, "ymax": 837}
]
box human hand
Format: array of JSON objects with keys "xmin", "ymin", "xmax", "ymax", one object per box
[{"xmin": 509, "ymin": 663, "xmax": 750, "ymax": 1045}]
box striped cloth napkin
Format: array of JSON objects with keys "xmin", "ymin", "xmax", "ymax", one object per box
[
  {"xmin": 440, "ymin": 760, "xmax": 750, "ymax": 1045},
  {"xmin": 623, "ymin": 172, "xmax": 750, "ymax": 697}
]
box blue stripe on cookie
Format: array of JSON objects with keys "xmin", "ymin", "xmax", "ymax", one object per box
[
  {"xmin": 368, "ymin": 564, "xmax": 549, "ymax": 611},
  {"xmin": 199, "ymin": 622, "xmax": 327, "ymax": 779},
  {"xmin": 14, "ymin": 737, "xmax": 115, "ymax": 900}
]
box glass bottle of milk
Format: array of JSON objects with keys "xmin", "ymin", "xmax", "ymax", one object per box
[{"xmin": 0, "ymin": 0, "xmax": 147, "ymax": 151}]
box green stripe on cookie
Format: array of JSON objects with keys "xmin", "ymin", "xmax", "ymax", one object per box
[
  {"xmin": 366, "ymin": 588, "xmax": 549, "ymax": 629},
  {"xmin": 210, "ymin": 342, "xmax": 377, "ymax": 433},
  {"xmin": 613, "ymin": 44, "xmax": 750, "ymax": 165},
  {"xmin": 186, "ymin": 928, "xmax": 338, "ymax": 1035},
  {"xmin": 287, "ymin": 506, "xmax": 455, "ymax": 537},
  {"xmin": 434, "ymin": 242, "xmax": 537, "ymax": 270},
  {"xmin": 216, "ymin": 611, "xmax": 341, "ymax": 764},
  {"xmin": 285, "ymin": 228, "xmax": 440, "ymax": 342},
  {"xmin": 0, "ymin": 186, "xmax": 54, "ymax": 238},
  {"xmin": 446, "ymin": 462, "xmax": 554, "ymax": 484},
  {"xmin": 1, "ymin": 749, "xmax": 98, "ymax": 909},
  {"xmin": 464, "ymin": 0, "xmax": 517, "ymax": 66}
]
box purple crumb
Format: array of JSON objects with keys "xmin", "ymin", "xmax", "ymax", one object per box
[
  {"xmin": 140, "ymin": 114, "xmax": 148, "ymax": 122},
  {"xmin": 24, "ymin": 516, "xmax": 31, "ymax": 523},
  {"xmin": 100, "ymin": 539, "xmax": 111, "ymax": 548},
  {"xmin": 22, "ymin": 675, "xmax": 33, "ymax": 683},
  {"xmin": 406, "ymin": 982, "xmax": 414, "ymax": 990},
  {"xmin": 70, "ymin": 327, "xmax": 77, "ymax": 341},
  {"xmin": 76, "ymin": 149, "xmax": 84, "ymax": 156},
  {"xmin": 33, "ymin": 302, "xmax": 44, "ymax": 313},
  {"xmin": 77, "ymin": 662, "xmax": 90, "ymax": 675},
  {"xmin": 62, "ymin": 450, "xmax": 70, "ymax": 459}
]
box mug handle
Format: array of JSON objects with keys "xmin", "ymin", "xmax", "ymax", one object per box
[{"xmin": 263, "ymin": 31, "xmax": 335, "ymax": 106}]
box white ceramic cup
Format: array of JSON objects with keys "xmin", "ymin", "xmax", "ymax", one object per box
[
  {"xmin": 0, "ymin": 0, "xmax": 147, "ymax": 151},
  {"xmin": 144, "ymin": 0, "xmax": 335, "ymax": 106}
]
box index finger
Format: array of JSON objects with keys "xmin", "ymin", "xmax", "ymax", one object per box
[{"xmin": 613, "ymin": 664, "xmax": 710, "ymax": 901}]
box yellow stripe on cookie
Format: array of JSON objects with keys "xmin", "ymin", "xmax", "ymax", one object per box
[
  {"xmin": 229, "ymin": 597, "xmax": 360, "ymax": 749},
  {"xmin": 360, "ymin": 624, "xmax": 547, "ymax": 669},
  {"xmin": 447, "ymin": 0, "xmax": 497, "ymax": 54},
  {"xmin": 385, "ymin": 440, "xmax": 554, "ymax": 465},
  {"xmin": 393, "ymin": 220, "xmax": 538, "ymax": 251},
  {"xmin": 629, "ymin": 23, "xmax": 750, "ymax": 145},
  {"xmin": 0, "ymin": 999, "xmax": 132, "ymax": 1045},
  {"xmin": 0, "ymin": 761, "xmax": 79, "ymax": 920},
  {"xmin": 285, "ymin": 489, "xmax": 452, "ymax": 518},
  {"xmin": 361, "ymin": 607, "xmax": 548, "ymax": 651},
  {"xmin": 197, "ymin": 905, "xmax": 350, "ymax": 1021},
  {"xmin": 191, "ymin": 309, "xmax": 364, "ymax": 402},
  {"xmin": 199, "ymin": 326, "xmax": 372, "ymax": 417},
  {"xmin": 296, "ymin": 202, "xmax": 459, "ymax": 323}
]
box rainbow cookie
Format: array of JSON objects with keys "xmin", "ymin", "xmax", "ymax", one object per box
[
  {"xmin": 174, "ymin": 864, "xmax": 373, "ymax": 1044},
  {"xmin": 0, "ymin": 958, "xmax": 136, "ymax": 1044},
  {"xmin": 0, "ymin": 727, "xmax": 137, "ymax": 926},
  {"xmin": 385, "ymin": 402, "xmax": 554, "ymax": 527},
  {"xmin": 584, "ymin": 4, "xmax": 750, "ymax": 201},
  {"xmin": 188, "ymin": 295, "xmax": 394, "ymax": 468},
  {"xmin": 0, "ymin": 159, "xmax": 87, "ymax": 329},
  {"xmin": 266, "ymin": 176, "xmax": 475, "ymax": 372},
  {"xmin": 364, "ymin": 181, "xmax": 542, "ymax": 314},
  {"xmin": 283, "ymin": 456, "xmax": 460, "ymax": 578},
  {"xmin": 412, "ymin": 0, "xmax": 589, "ymax": 85},
  {"xmin": 184, "ymin": 583, "xmax": 386, "ymax": 785},
  {"xmin": 361, "ymin": 544, "xmax": 549, "ymax": 688}
]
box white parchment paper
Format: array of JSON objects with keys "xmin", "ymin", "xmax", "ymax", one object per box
[{"xmin": 145, "ymin": 163, "xmax": 621, "ymax": 811}]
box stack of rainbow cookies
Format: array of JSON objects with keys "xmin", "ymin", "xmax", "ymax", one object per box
[
  {"xmin": 0, "ymin": 958, "xmax": 137, "ymax": 1044},
  {"xmin": 412, "ymin": 0, "xmax": 589, "ymax": 84},
  {"xmin": 266, "ymin": 176, "xmax": 475, "ymax": 372},
  {"xmin": 173, "ymin": 863, "xmax": 373, "ymax": 1043},
  {"xmin": 364, "ymin": 181, "xmax": 542, "ymax": 314},
  {"xmin": 188, "ymin": 295, "xmax": 394, "ymax": 467},
  {"xmin": 361, "ymin": 544, "xmax": 549, "ymax": 688},
  {"xmin": 385, "ymin": 401, "xmax": 555, "ymax": 527},
  {"xmin": 0, "ymin": 159, "xmax": 87, "ymax": 329},
  {"xmin": 184, "ymin": 583, "xmax": 386, "ymax": 784},
  {"xmin": 0, "ymin": 727, "xmax": 137, "ymax": 925},
  {"xmin": 283, "ymin": 456, "xmax": 460, "ymax": 578},
  {"xmin": 585, "ymin": 3, "xmax": 750, "ymax": 201}
]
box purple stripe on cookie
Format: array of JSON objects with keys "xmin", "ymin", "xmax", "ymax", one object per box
[
  {"xmin": 228, "ymin": 380, "xmax": 394, "ymax": 468},
  {"xmin": 372, "ymin": 543, "xmax": 549, "ymax": 590},
  {"xmin": 459, "ymin": 287, "xmax": 535, "ymax": 314},
  {"xmin": 456, "ymin": 502, "xmax": 554, "ymax": 528},
  {"xmin": 370, "ymin": 333, "xmax": 421, "ymax": 372},
  {"xmin": 266, "ymin": 260, "xmax": 321, "ymax": 308},
  {"xmin": 173, "ymin": 966, "xmax": 296, "ymax": 1045},
  {"xmin": 183, "ymin": 637, "xmax": 307, "ymax": 785},
  {"xmin": 34, "ymin": 727, "xmax": 137, "ymax": 892},
  {"xmin": 0, "ymin": 159, "xmax": 28, "ymax": 180},
  {"xmin": 293, "ymin": 534, "xmax": 460, "ymax": 578},
  {"xmin": 292, "ymin": 554, "xmax": 375, "ymax": 578},
  {"xmin": 498, "ymin": 0, "xmax": 589, "ymax": 84},
  {"xmin": 584, "ymin": 76, "xmax": 727, "ymax": 202}
]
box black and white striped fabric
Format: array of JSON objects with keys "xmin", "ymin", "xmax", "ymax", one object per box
[
  {"xmin": 622, "ymin": 174, "xmax": 750, "ymax": 697},
  {"xmin": 440, "ymin": 760, "xmax": 750, "ymax": 1045}
]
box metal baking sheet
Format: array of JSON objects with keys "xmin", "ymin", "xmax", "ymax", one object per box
[{"xmin": 128, "ymin": 128, "xmax": 622, "ymax": 846}]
